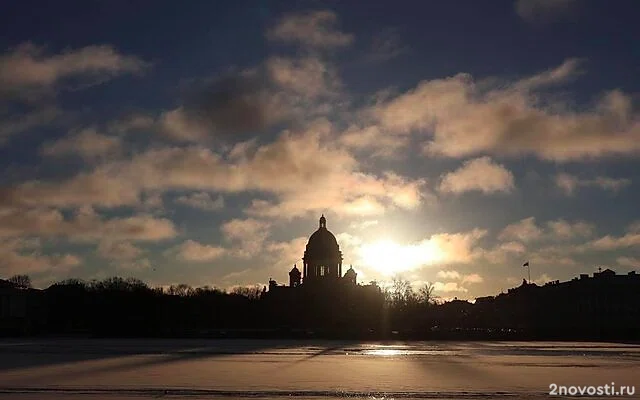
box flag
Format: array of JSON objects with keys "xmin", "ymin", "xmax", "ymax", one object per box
[{"xmin": 523, "ymin": 261, "xmax": 529, "ymax": 267}]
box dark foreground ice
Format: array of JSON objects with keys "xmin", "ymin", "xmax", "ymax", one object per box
[{"xmin": 0, "ymin": 340, "xmax": 638, "ymax": 399}]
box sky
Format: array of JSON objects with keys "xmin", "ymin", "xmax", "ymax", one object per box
[{"xmin": 1, "ymin": 0, "xmax": 639, "ymax": 299}]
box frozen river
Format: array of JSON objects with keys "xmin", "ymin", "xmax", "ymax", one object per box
[{"xmin": 0, "ymin": 340, "xmax": 638, "ymax": 399}]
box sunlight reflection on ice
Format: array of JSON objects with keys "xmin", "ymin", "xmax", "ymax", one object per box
[
  {"xmin": 362, "ymin": 346, "xmax": 459, "ymax": 357},
  {"xmin": 364, "ymin": 348, "xmax": 405, "ymax": 356}
]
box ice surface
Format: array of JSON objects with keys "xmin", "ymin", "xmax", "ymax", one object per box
[{"xmin": 0, "ymin": 340, "xmax": 638, "ymax": 399}]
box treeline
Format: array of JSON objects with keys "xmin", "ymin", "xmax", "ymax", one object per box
[
  {"xmin": 44, "ymin": 277, "xmax": 267, "ymax": 337},
  {"xmin": 2, "ymin": 274, "xmax": 262, "ymax": 298},
  {"xmin": 1, "ymin": 274, "xmax": 445, "ymax": 338}
]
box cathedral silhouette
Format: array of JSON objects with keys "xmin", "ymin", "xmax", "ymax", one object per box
[
  {"xmin": 262, "ymin": 215, "xmax": 382, "ymax": 330},
  {"xmin": 268, "ymin": 215, "xmax": 360, "ymax": 293}
]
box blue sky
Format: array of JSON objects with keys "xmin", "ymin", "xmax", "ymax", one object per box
[{"xmin": 1, "ymin": 0, "xmax": 639, "ymax": 298}]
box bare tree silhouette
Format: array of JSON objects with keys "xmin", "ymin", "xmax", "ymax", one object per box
[{"xmin": 8, "ymin": 274, "xmax": 32, "ymax": 289}]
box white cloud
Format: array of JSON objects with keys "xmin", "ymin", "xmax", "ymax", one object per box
[
  {"xmin": 0, "ymin": 237, "xmax": 81, "ymax": 275},
  {"xmin": 492, "ymin": 218, "xmax": 594, "ymax": 265},
  {"xmin": 97, "ymin": 240, "xmax": 151, "ymax": 271},
  {"xmin": 439, "ymin": 157, "xmax": 515, "ymax": 194},
  {"xmin": 516, "ymin": 58, "xmax": 584, "ymax": 88},
  {"xmin": 41, "ymin": 128, "xmax": 122, "ymax": 160},
  {"xmin": 368, "ymin": 59, "xmax": 640, "ymax": 162},
  {"xmin": 500, "ymin": 241, "xmax": 527, "ymax": 253},
  {"xmin": 157, "ymin": 107, "xmax": 211, "ymax": 143},
  {"xmin": 586, "ymin": 233, "xmax": 640, "ymax": 251},
  {"xmin": 335, "ymin": 196, "xmax": 386, "ymax": 216},
  {"xmin": 221, "ymin": 218, "xmax": 271, "ymax": 258},
  {"xmin": 175, "ymin": 192, "xmax": 224, "ymax": 211},
  {"xmin": 221, "ymin": 218, "xmax": 270, "ymax": 242},
  {"xmin": 437, "ymin": 270, "xmax": 461, "ymax": 279},
  {"xmin": 175, "ymin": 240, "xmax": 226, "ymax": 262},
  {"xmin": 349, "ymin": 220, "xmax": 379, "ymax": 230},
  {"xmin": 217, "ymin": 235, "xmax": 309, "ymax": 286},
  {"xmin": 533, "ymin": 273, "xmax": 554, "ymax": 285},
  {"xmin": 462, "ymin": 273, "xmax": 484, "ymax": 284},
  {"xmin": 627, "ymin": 221, "xmax": 640, "ymax": 233},
  {"xmin": 0, "ymin": 168, "xmax": 141, "ymax": 208},
  {"xmin": 555, "ymin": 173, "xmax": 631, "ymax": 195},
  {"xmin": 339, "ymin": 125, "xmax": 408, "ymax": 158},
  {"xmin": 479, "ymin": 240, "xmax": 527, "ymax": 264},
  {"xmin": 499, "ymin": 217, "xmax": 543, "ymax": 242},
  {"xmin": 266, "ymin": 56, "xmax": 339, "ymax": 98},
  {"xmin": 0, "ymin": 206, "xmax": 177, "ymax": 242},
  {"xmin": 421, "ymin": 229, "xmax": 488, "ymax": 265},
  {"xmin": 140, "ymin": 192, "xmax": 164, "ymax": 210},
  {"xmin": 483, "ymin": 219, "xmax": 591, "ymax": 269},
  {"xmin": 0, "ymin": 42, "xmax": 148, "ymax": 98},
  {"xmin": 546, "ymin": 219, "xmax": 594, "ymax": 239},
  {"xmin": 114, "ymin": 258, "xmax": 152, "ymax": 271},
  {"xmin": 581, "ymin": 176, "xmax": 631, "ymax": 192},
  {"xmin": 435, "ymin": 270, "xmax": 482, "ymax": 287},
  {"xmin": 434, "ymin": 281, "xmax": 468, "ymax": 293},
  {"xmin": 335, "ymin": 232, "xmax": 364, "ymax": 249},
  {"xmin": 554, "ymin": 173, "xmax": 579, "ymax": 195},
  {"xmin": 617, "ymin": 257, "xmax": 639, "ymax": 268},
  {"xmin": 267, "ymin": 10, "xmax": 354, "ymax": 49},
  {"xmin": 97, "ymin": 240, "xmax": 144, "ymax": 261},
  {"xmin": 264, "ymin": 236, "xmax": 308, "ymax": 266}
]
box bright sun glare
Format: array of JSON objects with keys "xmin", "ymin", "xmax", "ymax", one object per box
[{"xmin": 358, "ymin": 239, "xmax": 445, "ymax": 275}]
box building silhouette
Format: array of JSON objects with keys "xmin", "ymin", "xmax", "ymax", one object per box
[
  {"xmin": 471, "ymin": 268, "xmax": 640, "ymax": 339},
  {"xmin": 263, "ymin": 215, "xmax": 384, "ymax": 332},
  {"xmin": 267, "ymin": 215, "xmax": 368, "ymax": 293}
]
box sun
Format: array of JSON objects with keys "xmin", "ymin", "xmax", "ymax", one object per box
[{"xmin": 358, "ymin": 238, "xmax": 445, "ymax": 276}]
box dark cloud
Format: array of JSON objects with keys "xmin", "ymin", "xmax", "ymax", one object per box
[
  {"xmin": 366, "ymin": 28, "xmax": 409, "ymax": 62},
  {"xmin": 180, "ymin": 72, "xmax": 284, "ymax": 138}
]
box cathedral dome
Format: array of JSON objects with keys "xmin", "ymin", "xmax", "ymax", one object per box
[{"xmin": 305, "ymin": 215, "xmax": 340, "ymax": 257}]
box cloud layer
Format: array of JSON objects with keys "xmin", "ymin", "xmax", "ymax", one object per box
[
  {"xmin": 358, "ymin": 59, "xmax": 640, "ymax": 162},
  {"xmin": 1, "ymin": 6, "xmax": 638, "ymax": 296}
]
